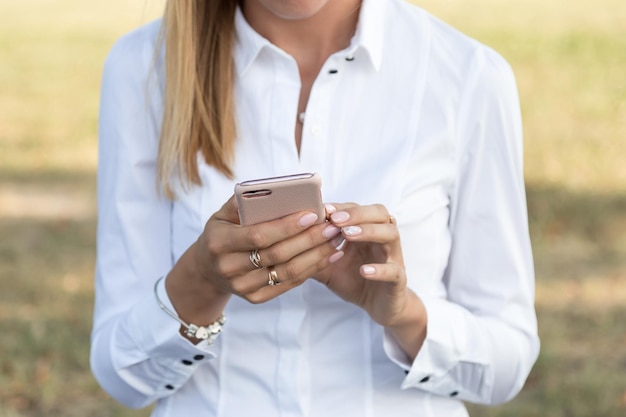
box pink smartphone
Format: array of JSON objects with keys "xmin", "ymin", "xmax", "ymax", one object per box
[{"xmin": 235, "ymin": 172, "xmax": 325, "ymax": 226}]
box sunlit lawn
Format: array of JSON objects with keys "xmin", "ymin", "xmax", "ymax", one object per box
[{"xmin": 0, "ymin": 0, "xmax": 624, "ymax": 416}]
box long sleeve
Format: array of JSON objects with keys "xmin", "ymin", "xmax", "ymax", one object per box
[
  {"xmin": 91, "ymin": 2, "xmax": 540, "ymax": 415},
  {"xmin": 386, "ymin": 47, "xmax": 540, "ymax": 405},
  {"xmin": 89, "ymin": 24, "xmax": 218, "ymax": 409}
]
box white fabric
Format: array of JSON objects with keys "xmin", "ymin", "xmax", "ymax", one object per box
[{"xmin": 90, "ymin": 0, "xmax": 540, "ymax": 415}]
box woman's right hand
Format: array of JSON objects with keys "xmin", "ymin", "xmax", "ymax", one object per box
[{"xmin": 166, "ymin": 195, "xmax": 343, "ymax": 332}]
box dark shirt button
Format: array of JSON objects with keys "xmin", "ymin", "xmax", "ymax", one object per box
[
  {"xmin": 419, "ymin": 376, "xmax": 430, "ymax": 383},
  {"xmin": 450, "ymin": 391, "xmax": 459, "ymax": 397},
  {"xmin": 404, "ymin": 370, "xmax": 409, "ymax": 375},
  {"xmin": 165, "ymin": 384, "xmax": 175, "ymax": 390},
  {"xmin": 328, "ymin": 69, "xmax": 338, "ymax": 74},
  {"xmin": 181, "ymin": 359, "xmax": 193, "ymax": 365},
  {"xmin": 345, "ymin": 56, "xmax": 355, "ymax": 61},
  {"xmin": 193, "ymin": 355, "xmax": 205, "ymax": 361}
]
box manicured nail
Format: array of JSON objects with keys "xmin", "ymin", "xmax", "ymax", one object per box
[
  {"xmin": 331, "ymin": 236, "xmax": 345, "ymax": 249},
  {"xmin": 361, "ymin": 265, "xmax": 376, "ymax": 275},
  {"xmin": 342, "ymin": 225, "xmax": 361, "ymax": 236},
  {"xmin": 325, "ymin": 204, "xmax": 337, "ymax": 215},
  {"xmin": 329, "ymin": 250, "xmax": 345, "ymax": 264},
  {"xmin": 323, "ymin": 224, "xmax": 341, "ymax": 239},
  {"xmin": 299, "ymin": 213, "xmax": 318, "ymax": 227},
  {"xmin": 330, "ymin": 211, "xmax": 350, "ymax": 223}
]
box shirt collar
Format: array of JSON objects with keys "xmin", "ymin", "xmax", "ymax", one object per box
[
  {"xmin": 233, "ymin": 6, "xmax": 269, "ymax": 76},
  {"xmin": 233, "ymin": 0, "xmax": 387, "ymax": 76},
  {"xmin": 351, "ymin": 0, "xmax": 385, "ymax": 71}
]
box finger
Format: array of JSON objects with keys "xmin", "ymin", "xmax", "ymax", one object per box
[
  {"xmin": 212, "ymin": 194, "xmax": 241, "ymax": 224},
  {"xmin": 324, "ymin": 202, "xmax": 357, "ymax": 219},
  {"xmin": 340, "ymin": 222, "xmax": 400, "ymax": 245},
  {"xmin": 215, "ymin": 210, "xmax": 341, "ymax": 279},
  {"xmin": 229, "ymin": 219, "xmax": 339, "ymax": 276},
  {"xmin": 328, "ymin": 203, "xmax": 391, "ymax": 226},
  {"xmin": 253, "ymin": 221, "xmax": 342, "ymax": 267},
  {"xmin": 276, "ymin": 234, "xmax": 345, "ymax": 285},
  {"xmin": 360, "ymin": 262, "xmax": 406, "ymax": 284},
  {"xmin": 242, "ymin": 237, "xmax": 344, "ymax": 302},
  {"xmin": 267, "ymin": 235, "xmax": 343, "ymax": 288},
  {"xmin": 219, "ymin": 209, "xmax": 323, "ymax": 252},
  {"xmin": 226, "ymin": 267, "xmax": 273, "ymax": 296}
]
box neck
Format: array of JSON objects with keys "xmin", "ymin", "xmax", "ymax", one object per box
[{"xmin": 241, "ymin": 0, "xmax": 361, "ymax": 69}]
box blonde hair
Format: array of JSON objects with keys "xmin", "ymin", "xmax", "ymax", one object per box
[{"xmin": 157, "ymin": 1, "xmax": 238, "ymax": 199}]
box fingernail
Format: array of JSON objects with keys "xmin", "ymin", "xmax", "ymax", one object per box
[
  {"xmin": 342, "ymin": 225, "xmax": 361, "ymax": 236},
  {"xmin": 361, "ymin": 265, "xmax": 376, "ymax": 275},
  {"xmin": 299, "ymin": 213, "xmax": 318, "ymax": 227},
  {"xmin": 331, "ymin": 236, "xmax": 345, "ymax": 249},
  {"xmin": 329, "ymin": 251, "xmax": 344, "ymax": 264},
  {"xmin": 330, "ymin": 211, "xmax": 350, "ymax": 223},
  {"xmin": 323, "ymin": 224, "xmax": 341, "ymax": 239},
  {"xmin": 325, "ymin": 204, "xmax": 337, "ymax": 215}
]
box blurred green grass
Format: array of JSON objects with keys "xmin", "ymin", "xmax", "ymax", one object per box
[{"xmin": 0, "ymin": 0, "xmax": 624, "ymax": 416}]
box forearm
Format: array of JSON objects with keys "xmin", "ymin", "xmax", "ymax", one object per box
[
  {"xmin": 384, "ymin": 289, "xmax": 428, "ymax": 361},
  {"xmin": 165, "ymin": 241, "xmax": 232, "ymax": 343}
]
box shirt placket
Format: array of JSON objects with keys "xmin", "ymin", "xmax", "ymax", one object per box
[
  {"xmin": 269, "ymin": 53, "xmax": 302, "ymax": 175},
  {"xmin": 266, "ymin": 51, "xmax": 312, "ymax": 417},
  {"xmin": 274, "ymin": 54, "xmax": 349, "ymax": 417},
  {"xmin": 298, "ymin": 55, "xmax": 344, "ymax": 174}
]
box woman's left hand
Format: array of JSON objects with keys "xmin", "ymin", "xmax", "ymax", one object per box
[{"xmin": 314, "ymin": 203, "xmax": 427, "ymax": 359}]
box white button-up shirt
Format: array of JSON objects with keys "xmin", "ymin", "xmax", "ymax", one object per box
[{"xmin": 91, "ymin": 1, "xmax": 540, "ymax": 416}]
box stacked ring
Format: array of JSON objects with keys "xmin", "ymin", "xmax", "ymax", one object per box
[
  {"xmin": 250, "ymin": 249, "xmax": 263, "ymax": 269},
  {"xmin": 267, "ymin": 267, "xmax": 281, "ymax": 286}
]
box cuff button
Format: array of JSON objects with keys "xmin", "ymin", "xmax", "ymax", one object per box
[
  {"xmin": 450, "ymin": 391, "xmax": 459, "ymax": 397},
  {"xmin": 165, "ymin": 384, "xmax": 175, "ymax": 390},
  {"xmin": 419, "ymin": 376, "xmax": 430, "ymax": 383},
  {"xmin": 181, "ymin": 359, "xmax": 193, "ymax": 365},
  {"xmin": 194, "ymin": 355, "xmax": 205, "ymax": 361}
]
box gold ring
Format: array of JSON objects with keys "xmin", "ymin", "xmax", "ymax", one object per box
[
  {"xmin": 267, "ymin": 267, "xmax": 281, "ymax": 286},
  {"xmin": 250, "ymin": 249, "xmax": 263, "ymax": 269},
  {"xmin": 388, "ymin": 215, "xmax": 397, "ymax": 225}
]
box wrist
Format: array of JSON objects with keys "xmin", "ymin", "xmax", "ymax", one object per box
[
  {"xmin": 385, "ymin": 290, "xmax": 428, "ymax": 360},
  {"xmin": 155, "ymin": 276, "xmax": 226, "ymax": 343},
  {"xmin": 166, "ymin": 242, "xmax": 231, "ymax": 329}
]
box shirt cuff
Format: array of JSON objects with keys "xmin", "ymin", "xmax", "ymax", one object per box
[
  {"xmin": 383, "ymin": 297, "xmax": 488, "ymax": 401},
  {"xmin": 113, "ymin": 276, "xmax": 221, "ymax": 368},
  {"xmin": 108, "ymin": 277, "xmax": 223, "ymax": 397}
]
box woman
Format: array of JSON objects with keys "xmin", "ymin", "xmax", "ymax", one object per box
[{"xmin": 90, "ymin": 0, "xmax": 539, "ymax": 416}]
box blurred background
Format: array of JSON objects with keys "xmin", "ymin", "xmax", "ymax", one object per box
[{"xmin": 0, "ymin": 0, "xmax": 624, "ymax": 416}]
